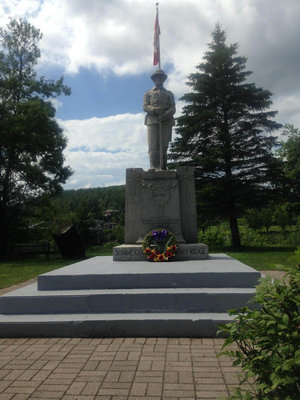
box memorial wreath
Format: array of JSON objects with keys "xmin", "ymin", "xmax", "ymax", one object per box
[{"xmin": 142, "ymin": 229, "xmax": 178, "ymax": 262}]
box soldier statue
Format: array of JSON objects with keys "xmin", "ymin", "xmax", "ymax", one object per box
[{"xmin": 143, "ymin": 69, "xmax": 176, "ymax": 170}]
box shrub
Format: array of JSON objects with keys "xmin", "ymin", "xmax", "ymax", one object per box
[
  {"xmin": 286, "ymin": 226, "xmax": 300, "ymax": 247},
  {"xmin": 103, "ymin": 225, "xmax": 124, "ymax": 244},
  {"xmin": 245, "ymin": 209, "xmax": 264, "ymax": 231},
  {"xmin": 218, "ymin": 265, "xmax": 300, "ymax": 399},
  {"xmin": 273, "ymin": 204, "xmax": 295, "ymax": 236},
  {"xmin": 239, "ymin": 226, "xmax": 271, "ymax": 247},
  {"xmin": 287, "ymin": 246, "xmax": 300, "ymax": 267},
  {"xmin": 103, "ymin": 240, "xmax": 119, "ymax": 249},
  {"xmin": 198, "ymin": 227, "xmax": 231, "ymax": 249}
]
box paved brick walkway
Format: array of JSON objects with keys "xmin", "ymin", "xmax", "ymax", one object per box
[
  {"xmin": 0, "ymin": 337, "xmax": 245, "ymax": 400},
  {"xmin": 2, "ymin": 270, "xmax": 285, "ymax": 400}
]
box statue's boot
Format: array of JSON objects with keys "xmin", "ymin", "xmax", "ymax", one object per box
[
  {"xmin": 149, "ymin": 152, "xmax": 160, "ymax": 170},
  {"xmin": 161, "ymin": 148, "xmax": 168, "ymax": 170}
]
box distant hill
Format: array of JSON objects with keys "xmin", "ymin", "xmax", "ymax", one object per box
[{"xmin": 53, "ymin": 185, "xmax": 126, "ymax": 225}]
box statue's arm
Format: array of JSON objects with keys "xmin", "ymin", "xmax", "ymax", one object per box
[
  {"xmin": 159, "ymin": 92, "xmax": 176, "ymax": 121},
  {"xmin": 143, "ymin": 92, "xmax": 156, "ymax": 115}
]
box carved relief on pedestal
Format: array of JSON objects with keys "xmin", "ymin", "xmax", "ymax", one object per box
[{"xmin": 136, "ymin": 177, "xmax": 184, "ymax": 243}]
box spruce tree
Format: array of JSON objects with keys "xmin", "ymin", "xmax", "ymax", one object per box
[{"xmin": 169, "ymin": 24, "xmax": 281, "ymax": 247}]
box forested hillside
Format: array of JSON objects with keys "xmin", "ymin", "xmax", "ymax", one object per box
[
  {"xmin": 52, "ymin": 185, "xmax": 125, "ymax": 225},
  {"xmin": 14, "ymin": 185, "xmax": 126, "ymax": 249}
]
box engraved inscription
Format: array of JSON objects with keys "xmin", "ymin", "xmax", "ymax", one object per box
[
  {"xmin": 142, "ymin": 218, "xmax": 179, "ymax": 225},
  {"xmin": 114, "ymin": 248, "xmax": 143, "ymax": 256},
  {"xmin": 178, "ymin": 247, "xmax": 208, "ymax": 255},
  {"xmin": 115, "ymin": 246, "xmax": 207, "ymax": 257}
]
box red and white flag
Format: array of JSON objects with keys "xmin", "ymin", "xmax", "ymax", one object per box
[{"xmin": 153, "ymin": 9, "xmax": 160, "ymax": 66}]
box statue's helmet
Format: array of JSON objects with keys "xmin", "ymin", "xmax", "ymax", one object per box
[{"xmin": 151, "ymin": 69, "xmax": 167, "ymax": 82}]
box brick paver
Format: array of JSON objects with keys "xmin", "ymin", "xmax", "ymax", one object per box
[
  {"xmin": 0, "ymin": 274, "xmax": 267, "ymax": 400},
  {"xmin": 0, "ymin": 337, "xmax": 247, "ymax": 400}
]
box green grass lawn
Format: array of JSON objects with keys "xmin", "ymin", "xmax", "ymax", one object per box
[
  {"xmin": 226, "ymin": 248, "xmax": 296, "ymax": 271},
  {"xmin": 0, "ymin": 246, "xmax": 296, "ymax": 290},
  {"xmin": 0, "ymin": 247, "xmax": 113, "ymax": 290}
]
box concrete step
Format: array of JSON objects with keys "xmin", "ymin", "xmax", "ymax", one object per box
[
  {"xmin": 0, "ymin": 284, "xmax": 256, "ymax": 314},
  {"xmin": 0, "ymin": 312, "xmax": 235, "ymax": 338},
  {"xmin": 37, "ymin": 255, "xmax": 261, "ymax": 290},
  {"xmin": 0, "ymin": 254, "xmax": 261, "ymax": 337}
]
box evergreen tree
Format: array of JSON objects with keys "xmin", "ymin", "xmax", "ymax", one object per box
[
  {"xmin": 0, "ymin": 19, "xmax": 72, "ymax": 256},
  {"xmin": 169, "ymin": 24, "xmax": 281, "ymax": 247}
]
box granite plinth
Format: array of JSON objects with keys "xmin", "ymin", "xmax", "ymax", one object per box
[
  {"xmin": 37, "ymin": 255, "xmax": 260, "ymax": 290},
  {"xmin": 113, "ymin": 243, "xmax": 208, "ymax": 261},
  {"xmin": 125, "ymin": 167, "xmax": 198, "ymax": 244},
  {"xmin": 0, "ymin": 284, "xmax": 255, "ymax": 314},
  {"xmin": 0, "ymin": 254, "xmax": 261, "ymax": 338},
  {"xmin": 0, "ymin": 313, "xmax": 234, "ymax": 338}
]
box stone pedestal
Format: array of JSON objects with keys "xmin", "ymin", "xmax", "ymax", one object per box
[
  {"xmin": 118, "ymin": 166, "xmax": 208, "ymax": 261},
  {"xmin": 124, "ymin": 167, "xmax": 198, "ymax": 244}
]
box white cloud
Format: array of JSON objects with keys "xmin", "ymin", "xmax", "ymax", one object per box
[
  {"xmin": 50, "ymin": 98, "xmax": 63, "ymax": 111},
  {"xmin": 60, "ymin": 113, "xmax": 149, "ymax": 189},
  {"xmin": 62, "ymin": 113, "xmax": 145, "ymax": 152},
  {"xmin": 273, "ymin": 95, "xmax": 300, "ymax": 139},
  {"xmin": 3, "ymin": 0, "xmax": 300, "ymax": 106},
  {"xmin": 1, "ymin": 0, "xmax": 298, "ymax": 85},
  {"xmin": 2, "ymin": 0, "xmax": 300, "ymax": 188}
]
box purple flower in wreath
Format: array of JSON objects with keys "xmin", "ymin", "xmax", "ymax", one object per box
[
  {"xmin": 161, "ymin": 229, "xmax": 167, "ymax": 238},
  {"xmin": 159, "ymin": 230, "xmax": 168, "ymax": 241},
  {"xmin": 152, "ymin": 229, "xmax": 168, "ymax": 241},
  {"xmin": 152, "ymin": 230, "xmax": 158, "ymax": 238}
]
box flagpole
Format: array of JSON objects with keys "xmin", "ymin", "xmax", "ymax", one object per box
[
  {"xmin": 156, "ymin": 3, "xmax": 161, "ymax": 69},
  {"xmin": 154, "ymin": 2, "xmax": 163, "ymax": 169},
  {"xmin": 153, "ymin": 2, "xmax": 161, "ymax": 69}
]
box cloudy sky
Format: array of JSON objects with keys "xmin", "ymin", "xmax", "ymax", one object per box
[{"xmin": 1, "ymin": 0, "xmax": 300, "ymax": 189}]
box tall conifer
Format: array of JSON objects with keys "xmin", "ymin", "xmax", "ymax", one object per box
[{"xmin": 169, "ymin": 24, "xmax": 281, "ymax": 247}]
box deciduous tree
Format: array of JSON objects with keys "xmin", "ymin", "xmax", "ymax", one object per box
[
  {"xmin": 0, "ymin": 19, "xmax": 72, "ymax": 256},
  {"xmin": 278, "ymin": 124, "xmax": 300, "ymax": 201}
]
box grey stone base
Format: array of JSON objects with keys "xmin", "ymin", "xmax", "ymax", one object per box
[
  {"xmin": 0, "ymin": 255, "xmax": 260, "ymax": 338},
  {"xmin": 0, "ymin": 285, "xmax": 256, "ymax": 314},
  {"xmin": 37, "ymin": 255, "xmax": 260, "ymax": 290},
  {"xmin": 113, "ymin": 243, "xmax": 208, "ymax": 261},
  {"xmin": 0, "ymin": 313, "xmax": 234, "ymax": 338}
]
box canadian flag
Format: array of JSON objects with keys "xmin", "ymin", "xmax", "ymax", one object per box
[{"xmin": 153, "ymin": 10, "xmax": 160, "ymax": 66}]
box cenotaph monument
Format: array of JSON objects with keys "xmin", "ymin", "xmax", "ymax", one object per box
[
  {"xmin": 113, "ymin": 68, "xmax": 208, "ymax": 261},
  {"xmin": 111, "ymin": 2, "xmax": 208, "ymax": 261},
  {"xmin": 0, "ymin": 6, "xmax": 261, "ymax": 338}
]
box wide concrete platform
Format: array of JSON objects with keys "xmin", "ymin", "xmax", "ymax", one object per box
[
  {"xmin": 0, "ymin": 254, "xmax": 261, "ymax": 338},
  {"xmin": 37, "ymin": 254, "xmax": 260, "ymax": 290}
]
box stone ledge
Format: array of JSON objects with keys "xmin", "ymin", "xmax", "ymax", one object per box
[
  {"xmin": 113, "ymin": 243, "xmax": 208, "ymax": 261},
  {"xmin": 0, "ymin": 313, "xmax": 234, "ymax": 338}
]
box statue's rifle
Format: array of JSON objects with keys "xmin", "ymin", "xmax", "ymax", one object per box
[{"xmin": 159, "ymin": 119, "xmax": 163, "ymax": 170}]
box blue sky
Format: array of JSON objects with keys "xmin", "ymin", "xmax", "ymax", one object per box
[
  {"xmin": 51, "ymin": 68, "xmax": 150, "ymax": 120},
  {"xmin": 1, "ymin": 0, "xmax": 300, "ymax": 189}
]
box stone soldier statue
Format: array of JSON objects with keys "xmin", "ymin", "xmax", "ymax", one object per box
[{"xmin": 143, "ymin": 69, "xmax": 176, "ymax": 170}]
